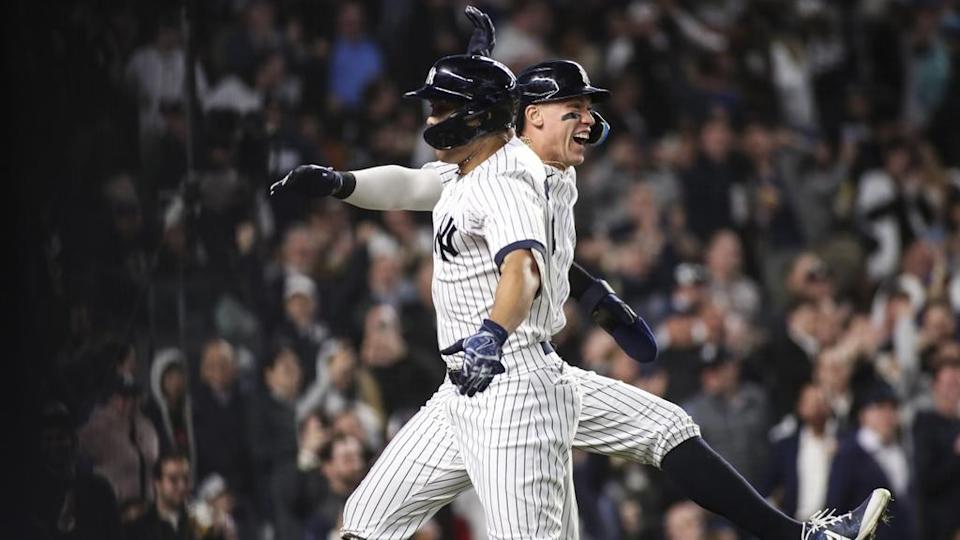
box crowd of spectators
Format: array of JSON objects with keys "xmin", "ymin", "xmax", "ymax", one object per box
[{"xmin": 17, "ymin": 0, "xmax": 960, "ymax": 539}]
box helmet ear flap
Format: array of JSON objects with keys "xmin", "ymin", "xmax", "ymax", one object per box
[
  {"xmin": 422, "ymin": 98, "xmax": 517, "ymax": 150},
  {"xmin": 586, "ymin": 111, "xmax": 610, "ymax": 145}
]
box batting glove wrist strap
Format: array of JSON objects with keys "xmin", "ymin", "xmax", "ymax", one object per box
[
  {"xmin": 479, "ymin": 318, "xmax": 509, "ymax": 346},
  {"xmin": 332, "ymin": 171, "xmax": 356, "ymax": 199}
]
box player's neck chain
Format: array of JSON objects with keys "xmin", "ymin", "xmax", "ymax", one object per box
[
  {"xmin": 459, "ymin": 131, "xmax": 512, "ymax": 176},
  {"xmin": 520, "ymin": 136, "xmax": 565, "ymax": 170},
  {"xmin": 457, "ymin": 153, "xmax": 475, "ymax": 176}
]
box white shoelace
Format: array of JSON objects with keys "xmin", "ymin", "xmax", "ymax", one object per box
[{"xmin": 801, "ymin": 508, "xmax": 853, "ymax": 540}]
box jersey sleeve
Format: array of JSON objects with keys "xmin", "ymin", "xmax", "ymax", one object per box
[
  {"xmin": 348, "ymin": 165, "xmax": 444, "ymax": 211},
  {"xmin": 465, "ymin": 166, "xmax": 548, "ymax": 268},
  {"xmin": 421, "ymin": 161, "xmax": 460, "ymax": 185}
]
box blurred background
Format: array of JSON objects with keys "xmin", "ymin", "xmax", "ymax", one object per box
[{"xmin": 10, "ymin": 0, "xmax": 960, "ymax": 539}]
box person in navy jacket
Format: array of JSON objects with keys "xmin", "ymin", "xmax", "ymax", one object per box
[
  {"xmin": 913, "ymin": 359, "xmax": 960, "ymax": 540},
  {"xmin": 826, "ymin": 383, "xmax": 916, "ymax": 540},
  {"xmin": 765, "ymin": 383, "xmax": 837, "ymax": 520}
]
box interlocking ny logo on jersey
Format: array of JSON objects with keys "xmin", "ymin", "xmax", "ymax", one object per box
[{"xmin": 435, "ymin": 216, "xmax": 459, "ymax": 262}]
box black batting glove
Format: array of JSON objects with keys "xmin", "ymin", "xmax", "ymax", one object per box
[
  {"xmin": 269, "ymin": 165, "xmax": 355, "ymax": 199},
  {"xmin": 465, "ymin": 6, "xmax": 496, "ymax": 57}
]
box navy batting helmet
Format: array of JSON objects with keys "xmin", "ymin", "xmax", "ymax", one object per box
[
  {"xmin": 516, "ymin": 60, "xmax": 610, "ymax": 145},
  {"xmin": 405, "ymin": 55, "xmax": 518, "ymax": 150}
]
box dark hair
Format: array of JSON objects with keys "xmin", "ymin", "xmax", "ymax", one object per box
[
  {"xmin": 104, "ymin": 373, "xmax": 141, "ymax": 400},
  {"xmin": 153, "ymin": 450, "xmax": 190, "ymax": 480},
  {"xmin": 298, "ymin": 407, "xmax": 330, "ymax": 433},
  {"xmin": 786, "ymin": 298, "xmax": 817, "ymax": 314},
  {"xmin": 853, "ymin": 381, "xmax": 899, "ymax": 418},
  {"xmin": 920, "ymin": 299, "xmax": 953, "ymax": 319},
  {"xmin": 318, "ymin": 433, "xmax": 365, "ymax": 464},
  {"xmin": 881, "ymin": 136, "xmax": 911, "ymax": 157},
  {"xmin": 263, "ymin": 339, "xmax": 297, "ymax": 373}
]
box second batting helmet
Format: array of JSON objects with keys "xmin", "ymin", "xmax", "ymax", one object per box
[
  {"xmin": 405, "ymin": 55, "xmax": 518, "ymax": 150},
  {"xmin": 516, "ymin": 60, "xmax": 611, "ymax": 145}
]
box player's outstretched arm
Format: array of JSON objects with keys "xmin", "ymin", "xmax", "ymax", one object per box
[
  {"xmin": 569, "ymin": 261, "xmax": 658, "ymax": 363},
  {"xmin": 440, "ymin": 250, "xmax": 541, "ymax": 396},
  {"xmin": 269, "ymin": 164, "xmax": 443, "ymax": 211}
]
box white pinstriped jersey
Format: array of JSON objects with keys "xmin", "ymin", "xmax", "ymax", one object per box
[
  {"xmin": 426, "ymin": 137, "xmax": 569, "ymax": 371},
  {"xmin": 341, "ymin": 138, "xmax": 701, "ymax": 540},
  {"xmin": 543, "ymin": 163, "xmax": 578, "ymax": 333}
]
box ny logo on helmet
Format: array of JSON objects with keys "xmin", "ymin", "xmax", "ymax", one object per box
[{"xmin": 425, "ymin": 67, "xmax": 437, "ymax": 85}]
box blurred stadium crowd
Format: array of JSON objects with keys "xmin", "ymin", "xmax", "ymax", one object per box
[{"xmin": 15, "ymin": 0, "xmax": 960, "ymax": 539}]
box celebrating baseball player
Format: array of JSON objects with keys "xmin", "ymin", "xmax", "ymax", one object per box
[{"xmin": 269, "ymin": 7, "xmax": 891, "ymax": 540}]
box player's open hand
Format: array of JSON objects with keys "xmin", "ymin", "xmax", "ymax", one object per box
[
  {"xmin": 465, "ymin": 6, "xmax": 495, "ymax": 57},
  {"xmin": 269, "ymin": 164, "xmax": 344, "ymax": 198},
  {"xmin": 440, "ymin": 319, "xmax": 507, "ymax": 396}
]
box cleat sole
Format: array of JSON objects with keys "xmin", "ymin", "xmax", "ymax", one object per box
[{"xmin": 856, "ymin": 489, "xmax": 892, "ymax": 540}]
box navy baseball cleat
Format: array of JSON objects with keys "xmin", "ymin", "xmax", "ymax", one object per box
[{"xmin": 801, "ymin": 488, "xmax": 892, "ymax": 540}]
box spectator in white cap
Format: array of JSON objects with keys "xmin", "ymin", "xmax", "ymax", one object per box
[{"xmin": 274, "ymin": 272, "xmax": 330, "ymax": 385}]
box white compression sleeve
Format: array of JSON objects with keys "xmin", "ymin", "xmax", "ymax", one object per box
[{"xmin": 344, "ymin": 165, "xmax": 443, "ymax": 211}]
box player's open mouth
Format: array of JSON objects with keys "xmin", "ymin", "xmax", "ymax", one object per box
[{"xmin": 572, "ymin": 132, "xmax": 589, "ymax": 145}]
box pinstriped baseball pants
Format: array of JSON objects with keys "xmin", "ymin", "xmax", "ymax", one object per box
[{"xmin": 341, "ymin": 350, "xmax": 699, "ymax": 539}]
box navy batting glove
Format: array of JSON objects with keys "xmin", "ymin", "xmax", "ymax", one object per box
[
  {"xmin": 440, "ymin": 319, "xmax": 508, "ymax": 396},
  {"xmin": 582, "ymin": 279, "xmax": 658, "ymax": 363},
  {"xmin": 269, "ymin": 165, "xmax": 355, "ymax": 199}
]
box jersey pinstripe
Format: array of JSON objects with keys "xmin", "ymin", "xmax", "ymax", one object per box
[
  {"xmin": 342, "ymin": 351, "xmax": 580, "ymax": 540},
  {"xmin": 424, "ymin": 159, "xmax": 578, "ymax": 352},
  {"xmin": 340, "ymin": 355, "xmax": 700, "ymax": 539},
  {"xmin": 341, "ymin": 138, "xmax": 701, "ymax": 540},
  {"xmin": 426, "ymin": 137, "xmax": 558, "ymax": 373},
  {"xmin": 543, "ymin": 164, "xmax": 577, "ymax": 333}
]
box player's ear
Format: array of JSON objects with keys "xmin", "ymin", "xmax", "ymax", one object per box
[{"xmin": 525, "ymin": 104, "xmax": 544, "ymax": 130}]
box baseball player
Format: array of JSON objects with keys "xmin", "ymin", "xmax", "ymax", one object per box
[
  {"xmin": 510, "ymin": 59, "xmax": 891, "ymax": 540},
  {"xmin": 277, "ymin": 50, "xmax": 584, "ymax": 538},
  {"xmin": 270, "ymin": 8, "xmax": 891, "ymax": 540}
]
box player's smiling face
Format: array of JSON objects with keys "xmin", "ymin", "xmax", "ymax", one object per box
[{"xmin": 523, "ymin": 96, "xmax": 595, "ymax": 168}]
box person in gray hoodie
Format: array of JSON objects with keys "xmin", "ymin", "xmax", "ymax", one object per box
[{"xmin": 144, "ymin": 348, "xmax": 197, "ymax": 483}]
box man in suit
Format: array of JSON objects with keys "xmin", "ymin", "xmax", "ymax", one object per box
[
  {"xmin": 827, "ymin": 383, "xmax": 916, "ymax": 539},
  {"xmin": 913, "ymin": 359, "xmax": 960, "ymax": 540},
  {"xmin": 765, "ymin": 383, "xmax": 837, "ymax": 520}
]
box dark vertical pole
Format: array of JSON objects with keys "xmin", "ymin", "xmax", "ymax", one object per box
[
  {"xmin": 179, "ymin": 0, "xmax": 198, "ymax": 354},
  {"xmin": 179, "ymin": 0, "xmax": 200, "ymax": 485}
]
